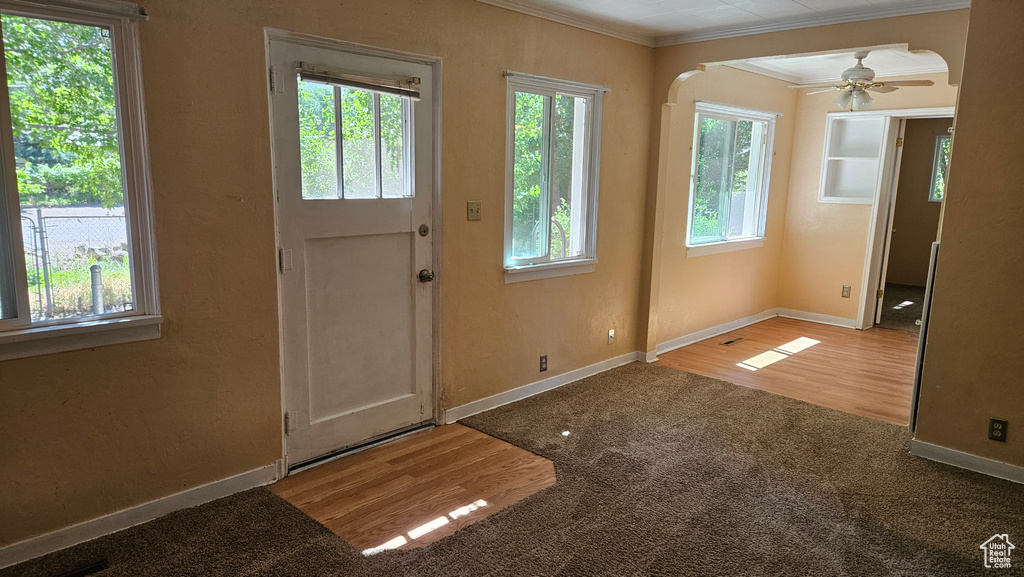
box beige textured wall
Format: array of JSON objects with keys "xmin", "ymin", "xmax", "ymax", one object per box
[
  {"xmin": 914, "ymin": 0, "xmax": 1024, "ymax": 466},
  {"xmin": 885, "ymin": 118, "xmax": 949, "ymax": 287},
  {"xmin": 777, "ymin": 75, "xmax": 958, "ymax": 321},
  {"xmin": 0, "ymin": 0, "xmax": 653, "ymax": 546},
  {"xmin": 653, "ymin": 66, "xmax": 797, "ymax": 344},
  {"xmin": 641, "ymin": 9, "xmax": 970, "ymax": 351}
]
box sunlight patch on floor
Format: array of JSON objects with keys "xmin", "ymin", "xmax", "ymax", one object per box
[
  {"xmin": 737, "ymin": 337, "xmax": 821, "ymax": 372},
  {"xmin": 363, "ymin": 499, "xmax": 489, "ymax": 555}
]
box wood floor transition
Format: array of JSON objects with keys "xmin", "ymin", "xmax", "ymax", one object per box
[
  {"xmin": 271, "ymin": 424, "xmax": 556, "ymax": 551},
  {"xmin": 656, "ymin": 317, "xmax": 919, "ymax": 424}
]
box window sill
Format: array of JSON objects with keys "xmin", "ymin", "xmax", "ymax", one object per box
[
  {"xmin": 686, "ymin": 237, "xmax": 764, "ymax": 258},
  {"xmin": 0, "ymin": 315, "xmax": 162, "ymax": 362},
  {"xmin": 504, "ymin": 258, "xmax": 596, "ymax": 284}
]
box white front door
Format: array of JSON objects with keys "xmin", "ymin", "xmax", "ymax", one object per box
[{"xmin": 268, "ymin": 37, "xmax": 435, "ymax": 467}]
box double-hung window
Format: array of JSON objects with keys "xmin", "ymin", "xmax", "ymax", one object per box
[
  {"xmin": 0, "ymin": 0, "xmax": 158, "ymax": 359},
  {"xmin": 929, "ymin": 134, "xmax": 951, "ymax": 202},
  {"xmin": 503, "ymin": 72, "xmax": 605, "ymax": 282},
  {"xmin": 687, "ymin": 102, "xmax": 776, "ymax": 253}
]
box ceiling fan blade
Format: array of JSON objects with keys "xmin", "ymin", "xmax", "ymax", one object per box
[
  {"xmin": 868, "ymin": 85, "xmax": 898, "ymax": 93},
  {"xmin": 806, "ymin": 88, "xmax": 840, "ymax": 95},
  {"xmin": 882, "ymin": 80, "xmax": 935, "ymax": 87},
  {"xmin": 788, "ymin": 83, "xmax": 842, "ymax": 90}
]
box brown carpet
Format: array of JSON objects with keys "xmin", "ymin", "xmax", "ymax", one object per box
[
  {"xmin": 5, "ymin": 363, "xmax": 1022, "ymax": 576},
  {"xmin": 877, "ymin": 283, "xmax": 926, "ymax": 334}
]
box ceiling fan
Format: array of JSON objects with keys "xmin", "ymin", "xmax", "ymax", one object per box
[{"xmin": 789, "ymin": 51, "xmax": 934, "ymax": 111}]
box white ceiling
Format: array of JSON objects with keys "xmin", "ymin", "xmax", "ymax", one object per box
[
  {"xmin": 721, "ymin": 47, "xmax": 949, "ymax": 84},
  {"xmin": 477, "ymin": 0, "xmax": 971, "ymax": 47}
]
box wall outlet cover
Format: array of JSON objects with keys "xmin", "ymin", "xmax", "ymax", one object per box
[
  {"xmin": 467, "ymin": 200, "xmax": 482, "ymax": 221},
  {"xmin": 539, "ymin": 355, "xmax": 547, "ymax": 372},
  {"xmin": 989, "ymin": 418, "xmax": 1008, "ymax": 442}
]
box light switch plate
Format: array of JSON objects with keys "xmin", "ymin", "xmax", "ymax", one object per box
[{"xmin": 467, "ymin": 200, "xmax": 482, "ymax": 221}]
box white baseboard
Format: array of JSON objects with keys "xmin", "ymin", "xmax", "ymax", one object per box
[
  {"xmin": 776, "ymin": 308, "xmax": 858, "ymax": 329},
  {"xmin": 0, "ymin": 462, "xmax": 281, "ymax": 570},
  {"xmin": 444, "ymin": 351, "xmax": 642, "ymax": 424},
  {"xmin": 655, "ymin": 309, "xmax": 778, "ymax": 356},
  {"xmin": 909, "ymin": 440, "xmax": 1024, "ymax": 484},
  {"xmin": 642, "ymin": 350, "xmax": 659, "ymax": 363}
]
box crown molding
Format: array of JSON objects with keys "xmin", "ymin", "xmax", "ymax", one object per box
[
  {"xmin": 475, "ymin": 0, "xmax": 655, "ymax": 47},
  {"xmin": 475, "ymin": 0, "xmax": 969, "ymax": 49},
  {"xmin": 725, "ymin": 61, "xmax": 949, "ymax": 85},
  {"xmin": 653, "ymin": 0, "xmax": 971, "ymax": 47}
]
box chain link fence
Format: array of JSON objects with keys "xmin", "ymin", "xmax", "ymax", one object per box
[{"xmin": 21, "ymin": 207, "xmax": 134, "ymax": 320}]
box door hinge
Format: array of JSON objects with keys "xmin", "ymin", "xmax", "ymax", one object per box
[
  {"xmin": 284, "ymin": 411, "xmax": 292, "ymax": 435},
  {"xmin": 877, "ymin": 289, "xmax": 884, "ymax": 299},
  {"xmin": 896, "ymin": 137, "xmax": 904, "ymax": 147},
  {"xmin": 279, "ymin": 248, "xmax": 293, "ymax": 272},
  {"xmin": 269, "ymin": 65, "xmax": 281, "ymax": 94}
]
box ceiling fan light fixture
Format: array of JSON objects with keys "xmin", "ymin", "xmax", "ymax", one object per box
[
  {"xmin": 834, "ymin": 90, "xmax": 853, "ymax": 110},
  {"xmin": 852, "ymin": 90, "xmax": 874, "ymax": 111}
]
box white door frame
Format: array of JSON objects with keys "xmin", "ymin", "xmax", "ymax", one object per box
[
  {"xmin": 263, "ymin": 28, "xmax": 443, "ymax": 471},
  {"xmin": 855, "ymin": 106, "xmax": 955, "ymax": 330}
]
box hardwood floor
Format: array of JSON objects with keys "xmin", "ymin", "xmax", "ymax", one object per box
[
  {"xmin": 270, "ymin": 424, "xmax": 556, "ymax": 552},
  {"xmin": 656, "ymin": 317, "xmax": 919, "ymax": 424}
]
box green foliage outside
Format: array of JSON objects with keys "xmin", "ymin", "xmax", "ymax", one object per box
[
  {"xmin": 298, "ymin": 82, "xmax": 405, "ymax": 199},
  {"xmin": 4, "ymin": 15, "xmax": 123, "ymax": 208},
  {"xmin": 511, "ymin": 92, "xmax": 580, "ymax": 260},
  {"xmin": 931, "ymin": 135, "xmax": 951, "ymax": 201},
  {"xmin": 692, "ymin": 117, "xmax": 753, "ymax": 240},
  {"xmin": 3, "ymin": 15, "xmax": 132, "ymax": 318}
]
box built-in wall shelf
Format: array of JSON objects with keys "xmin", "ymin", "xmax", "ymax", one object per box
[{"xmin": 819, "ymin": 115, "xmax": 887, "ymax": 204}]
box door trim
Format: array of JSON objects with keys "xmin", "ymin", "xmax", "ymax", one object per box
[
  {"xmin": 264, "ymin": 28, "xmax": 443, "ymax": 472},
  {"xmin": 853, "ymin": 106, "xmax": 954, "ymax": 330}
]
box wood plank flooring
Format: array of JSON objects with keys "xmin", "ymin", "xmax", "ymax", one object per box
[
  {"xmin": 270, "ymin": 424, "xmax": 556, "ymax": 551},
  {"xmin": 656, "ymin": 317, "xmax": 919, "ymax": 424}
]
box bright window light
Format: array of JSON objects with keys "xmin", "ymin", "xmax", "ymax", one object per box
[
  {"xmin": 449, "ymin": 499, "xmax": 488, "ymax": 520},
  {"xmin": 362, "ymin": 535, "xmax": 407, "ymax": 556},
  {"xmin": 407, "ymin": 516, "xmax": 449, "ymax": 540},
  {"xmin": 737, "ymin": 350, "xmax": 788, "ymax": 371},
  {"xmin": 775, "ymin": 337, "xmax": 820, "ymax": 355}
]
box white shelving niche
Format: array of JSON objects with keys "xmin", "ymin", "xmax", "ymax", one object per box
[{"xmin": 819, "ymin": 114, "xmax": 889, "ymax": 204}]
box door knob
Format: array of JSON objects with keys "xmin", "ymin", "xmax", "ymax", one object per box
[{"xmin": 418, "ymin": 269, "xmax": 435, "ymax": 283}]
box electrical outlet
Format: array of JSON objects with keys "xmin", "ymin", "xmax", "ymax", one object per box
[
  {"xmin": 842, "ymin": 285, "xmax": 851, "ymax": 298},
  {"xmin": 608, "ymin": 329, "xmax": 615, "ymax": 345},
  {"xmin": 989, "ymin": 418, "xmax": 1008, "ymax": 442},
  {"xmin": 467, "ymin": 200, "xmax": 482, "ymax": 221},
  {"xmin": 539, "ymin": 355, "xmax": 548, "ymax": 372}
]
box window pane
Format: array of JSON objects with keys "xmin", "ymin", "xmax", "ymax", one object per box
[
  {"xmin": 4, "ymin": 14, "xmax": 134, "ymax": 320},
  {"xmin": 727, "ymin": 120, "xmax": 764, "ymax": 238},
  {"xmin": 550, "ymin": 95, "xmax": 586, "ymax": 260},
  {"xmin": 340, "ymin": 87, "xmax": 376, "ymax": 199},
  {"xmin": 298, "ymin": 80, "xmax": 338, "ymax": 199},
  {"xmin": 511, "ymin": 91, "xmax": 549, "ymax": 260},
  {"xmin": 380, "ymin": 94, "xmax": 407, "ymax": 198},
  {"xmin": 693, "ymin": 116, "xmax": 736, "ymax": 243},
  {"xmin": 931, "ymin": 135, "xmax": 951, "ymax": 201}
]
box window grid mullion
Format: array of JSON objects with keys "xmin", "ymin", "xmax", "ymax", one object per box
[
  {"xmin": 334, "ymin": 86, "xmax": 344, "ymax": 199},
  {"xmin": 373, "ymin": 93, "xmax": 382, "ymax": 199}
]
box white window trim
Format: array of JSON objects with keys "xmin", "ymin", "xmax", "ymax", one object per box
[
  {"xmin": 929, "ymin": 134, "xmax": 950, "ymax": 203},
  {"xmin": 0, "ymin": 0, "xmax": 160, "ymax": 358},
  {"xmin": 502, "ymin": 71, "xmax": 607, "ymax": 283},
  {"xmin": 685, "ymin": 101, "xmax": 778, "ymax": 250},
  {"xmin": 686, "ymin": 237, "xmax": 764, "ymax": 258}
]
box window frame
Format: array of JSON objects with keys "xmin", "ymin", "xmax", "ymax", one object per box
[
  {"xmin": 297, "ymin": 77, "xmax": 414, "ymax": 200},
  {"xmin": 928, "ymin": 134, "xmax": 951, "ymax": 203},
  {"xmin": 502, "ymin": 71, "xmax": 606, "ymax": 283},
  {"xmin": 686, "ymin": 101, "xmax": 777, "ymax": 254},
  {"xmin": 0, "ymin": 0, "xmax": 159, "ymax": 359}
]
